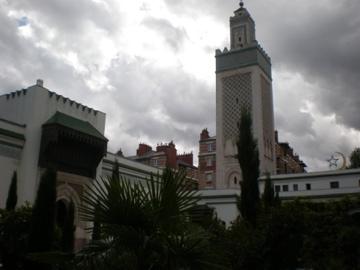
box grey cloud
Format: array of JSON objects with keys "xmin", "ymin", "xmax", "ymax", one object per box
[
  {"xmin": 275, "ymin": 111, "xmax": 315, "ymax": 138},
  {"xmin": 2, "ymin": 0, "xmax": 360, "ymax": 171},
  {"xmin": 253, "ymin": 0, "xmax": 360, "ymax": 131},
  {"xmin": 164, "ymin": 0, "xmax": 234, "ymax": 22},
  {"xmin": 142, "ymin": 17, "xmax": 188, "ymax": 51},
  {"xmin": 165, "ymin": 0, "xmax": 360, "ymax": 131},
  {"xmin": 6, "ymin": 0, "xmax": 118, "ymax": 34},
  {"xmin": 100, "ymin": 56, "xmax": 214, "ymax": 155}
]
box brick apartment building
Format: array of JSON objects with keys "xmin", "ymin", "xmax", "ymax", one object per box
[
  {"xmin": 197, "ymin": 129, "xmax": 307, "ymax": 189},
  {"xmin": 129, "ymin": 141, "xmax": 198, "ymax": 180},
  {"xmin": 275, "ymin": 131, "xmax": 307, "ymax": 174},
  {"xmin": 198, "ymin": 129, "xmax": 216, "ymax": 189}
]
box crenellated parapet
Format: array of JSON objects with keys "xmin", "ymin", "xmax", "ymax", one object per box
[
  {"xmin": 47, "ymin": 91, "xmax": 98, "ymax": 116},
  {"xmin": 2, "ymin": 79, "xmax": 100, "ymax": 117},
  {"xmin": 5, "ymin": 89, "xmax": 28, "ymax": 99},
  {"xmin": 215, "ymin": 44, "xmax": 272, "ymax": 79}
]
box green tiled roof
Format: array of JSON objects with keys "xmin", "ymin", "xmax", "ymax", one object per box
[{"xmin": 44, "ymin": 112, "xmax": 107, "ymax": 141}]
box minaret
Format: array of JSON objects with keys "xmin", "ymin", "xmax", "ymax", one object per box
[{"xmin": 215, "ymin": 1, "xmax": 276, "ymax": 189}]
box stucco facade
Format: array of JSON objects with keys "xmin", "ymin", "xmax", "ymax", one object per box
[{"xmin": 0, "ymin": 80, "xmax": 167, "ymax": 245}]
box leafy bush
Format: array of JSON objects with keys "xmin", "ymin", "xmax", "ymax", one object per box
[{"xmin": 0, "ymin": 204, "xmax": 32, "ymax": 269}]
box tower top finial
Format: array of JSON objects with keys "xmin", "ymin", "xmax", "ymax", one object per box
[{"xmin": 240, "ymin": 0, "xmax": 244, "ymax": 8}]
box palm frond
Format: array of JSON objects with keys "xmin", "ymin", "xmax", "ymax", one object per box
[{"xmin": 76, "ymin": 168, "xmax": 205, "ymax": 269}]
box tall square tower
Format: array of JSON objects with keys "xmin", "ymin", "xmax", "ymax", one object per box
[{"xmin": 216, "ymin": 2, "xmax": 276, "ymax": 189}]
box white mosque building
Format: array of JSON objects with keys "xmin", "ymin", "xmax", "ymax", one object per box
[
  {"xmin": 1, "ymin": 2, "xmax": 360, "ymax": 230},
  {"xmin": 0, "ymin": 79, "xmax": 161, "ymax": 246}
]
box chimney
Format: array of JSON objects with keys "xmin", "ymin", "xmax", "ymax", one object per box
[
  {"xmin": 137, "ymin": 143, "xmax": 152, "ymax": 156},
  {"xmin": 177, "ymin": 152, "xmax": 193, "ymax": 166},
  {"xmin": 36, "ymin": 79, "xmax": 44, "ymax": 87},
  {"xmin": 200, "ymin": 128, "xmax": 209, "ymax": 140},
  {"xmin": 274, "ymin": 130, "xmax": 279, "ymax": 143}
]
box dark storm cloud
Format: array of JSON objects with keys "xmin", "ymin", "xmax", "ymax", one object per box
[
  {"xmin": 275, "ymin": 111, "xmax": 315, "ymax": 138},
  {"xmin": 253, "ymin": 0, "xmax": 360, "ymax": 131},
  {"xmin": 142, "ymin": 17, "xmax": 188, "ymax": 51},
  {"xmin": 168, "ymin": 0, "xmax": 360, "ymax": 169},
  {"xmin": 166, "ymin": 0, "xmax": 360, "ymax": 131}
]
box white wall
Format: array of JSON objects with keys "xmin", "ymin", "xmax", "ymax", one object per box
[
  {"xmin": 0, "ymin": 81, "xmax": 106, "ymax": 205},
  {"xmin": 199, "ymin": 189, "xmax": 240, "ymax": 226},
  {"xmin": 260, "ymin": 169, "xmax": 360, "ymax": 200},
  {"xmin": 102, "ymin": 152, "xmax": 162, "ymax": 183},
  {"xmin": 202, "ymin": 170, "xmax": 360, "ymax": 226}
]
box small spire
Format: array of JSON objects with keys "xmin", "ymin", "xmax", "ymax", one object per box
[{"xmin": 240, "ymin": 0, "xmax": 244, "ymax": 8}]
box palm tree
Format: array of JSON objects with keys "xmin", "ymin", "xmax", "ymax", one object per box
[{"xmin": 75, "ymin": 168, "xmax": 224, "ymax": 270}]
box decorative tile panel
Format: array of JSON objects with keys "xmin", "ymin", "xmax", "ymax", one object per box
[
  {"xmin": 222, "ymin": 72, "xmax": 252, "ymax": 141},
  {"xmin": 261, "ymin": 75, "xmax": 274, "ymax": 159}
]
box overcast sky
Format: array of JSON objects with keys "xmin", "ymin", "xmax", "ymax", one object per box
[{"xmin": 1, "ymin": 0, "xmax": 359, "ymax": 171}]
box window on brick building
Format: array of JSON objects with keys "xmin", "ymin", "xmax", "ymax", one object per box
[
  {"xmin": 282, "ymin": 185, "xmax": 289, "ymax": 192},
  {"xmin": 306, "ymin": 183, "xmax": 311, "ymax": 190},
  {"xmin": 330, "ymin": 181, "xmax": 339, "ymax": 189},
  {"xmin": 206, "ymin": 173, "xmax": 213, "ymax": 183},
  {"xmin": 293, "ymin": 184, "xmax": 298, "ymax": 191},
  {"xmin": 208, "ymin": 143, "xmax": 213, "ymax": 152},
  {"xmin": 153, "ymin": 159, "xmax": 158, "ymax": 166},
  {"xmin": 206, "ymin": 157, "xmax": 212, "ymax": 167}
]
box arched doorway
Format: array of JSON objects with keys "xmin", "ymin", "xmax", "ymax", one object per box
[
  {"xmin": 56, "ymin": 183, "xmax": 84, "ymax": 250},
  {"xmin": 56, "ymin": 199, "xmax": 68, "ymax": 229}
]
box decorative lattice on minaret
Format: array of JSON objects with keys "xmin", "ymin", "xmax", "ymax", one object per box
[
  {"xmin": 222, "ymin": 72, "xmax": 252, "ymax": 141},
  {"xmin": 261, "ymin": 76, "xmax": 274, "ymax": 159}
]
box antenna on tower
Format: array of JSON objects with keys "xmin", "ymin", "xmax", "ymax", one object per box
[{"xmin": 240, "ymin": 0, "xmax": 244, "ymax": 8}]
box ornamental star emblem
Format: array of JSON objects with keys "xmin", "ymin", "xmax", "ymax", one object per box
[{"xmin": 327, "ymin": 155, "xmax": 339, "ymax": 169}]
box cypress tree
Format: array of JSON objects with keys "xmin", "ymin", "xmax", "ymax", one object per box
[
  {"xmin": 262, "ymin": 173, "xmax": 275, "ymax": 209},
  {"xmin": 349, "ymin": 148, "xmax": 360, "ymax": 168},
  {"xmin": 236, "ymin": 109, "xmax": 260, "ymax": 226},
  {"xmin": 28, "ymin": 169, "xmax": 57, "ymax": 254},
  {"xmin": 112, "ymin": 159, "xmax": 120, "ymax": 181},
  {"xmin": 61, "ymin": 201, "xmax": 75, "ymax": 253},
  {"xmin": 91, "ymin": 202, "xmax": 101, "ymax": 241},
  {"xmin": 6, "ymin": 171, "xmax": 18, "ymax": 211},
  {"xmin": 274, "ymin": 191, "xmax": 281, "ymax": 207}
]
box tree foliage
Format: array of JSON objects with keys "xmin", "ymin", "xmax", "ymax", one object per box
[
  {"xmin": 236, "ymin": 109, "xmax": 260, "ymax": 225},
  {"xmin": 262, "ymin": 173, "xmax": 274, "ymax": 209},
  {"xmin": 61, "ymin": 201, "xmax": 75, "ymax": 253},
  {"xmin": 112, "ymin": 159, "xmax": 120, "ymax": 181},
  {"xmin": 27, "ymin": 169, "xmax": 57, "ymax": 269},
  {"xmin": 349, "ymin": 147, "xmax": 360, "ymax": 168},
  {"xmin": 6, "ymin": 171, "xmax": 18, "ymax": 211},
  {"xmin": 0, "ymin": 204, "xmax": 32, "ymax": 270},
  {"xmin": 91, "ymin": 201, "xmax": 101, "ymax": 241},
  {"xmin": 227, "ymin": 197, "xmax": 360, "ymax": 270}
]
